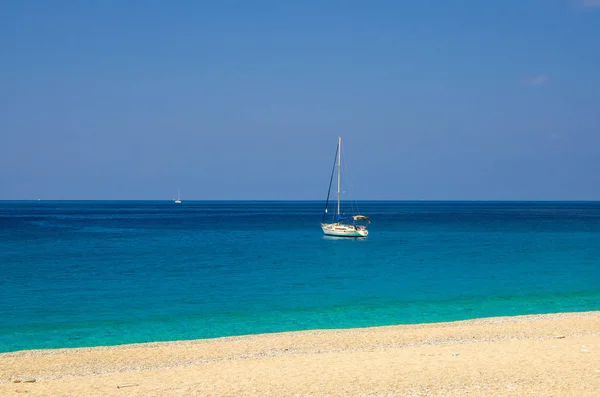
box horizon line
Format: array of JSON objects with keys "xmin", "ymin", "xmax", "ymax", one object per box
[{"xmin": 1, "ymin": 199, "xmax": 600, "ymax": 203}]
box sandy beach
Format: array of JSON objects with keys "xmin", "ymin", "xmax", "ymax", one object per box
[{"xmin": 1, "ymin": 311, "xmax": 599, "ymax": 396}]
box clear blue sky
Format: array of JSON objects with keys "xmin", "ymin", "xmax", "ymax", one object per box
[{"xmin": 1, "ymin": 0, "xmax": 599, "ymax": 200}]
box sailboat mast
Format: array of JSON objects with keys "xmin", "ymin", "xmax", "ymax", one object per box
[{"xmin": 337, "ymin": 137, "xmax": 341, "ymax": 216}]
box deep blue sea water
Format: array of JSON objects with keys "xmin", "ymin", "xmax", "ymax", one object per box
[{"xmin": 1, "ymin": 201, "xmax": 600, "ymax": 353}]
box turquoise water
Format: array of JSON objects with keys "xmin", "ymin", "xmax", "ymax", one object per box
[{"xmin": 1, "ymin": 201, "xmax": 600, "ymax": 353}]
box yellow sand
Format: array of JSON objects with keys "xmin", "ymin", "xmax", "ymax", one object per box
[{"xmin": 1, "ymin": 311, "xmax": 599, "ymax": 396}]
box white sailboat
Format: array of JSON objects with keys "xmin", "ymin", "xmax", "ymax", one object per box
[
  {"xmin": 174, "ymin": 188, "xmax": 182, "ymax": 204},
  {"xmin": 321, "ymin": 137, "xmax": 370, "ymax": 237}
]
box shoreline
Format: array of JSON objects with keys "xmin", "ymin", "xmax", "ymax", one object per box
[
  {"xmin": 2, "ymin": 311, "xmax": 600, "ymax": 396},
  {"xmin": 4, "ymin": 309, "xmax": 599, "ymax": 357}
]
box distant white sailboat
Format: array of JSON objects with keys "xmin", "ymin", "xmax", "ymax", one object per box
[
  {"xmin": 174, "ymin": 188, "xmax": 182, "ymax": 204},
  {"xmin": 321, "ymin": 137, "xmax": 370, "ymax": 237}
]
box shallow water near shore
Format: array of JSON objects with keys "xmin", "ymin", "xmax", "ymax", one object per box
[{"xmin": 1, "ymin": 200, "xmax": 600, "ymax": 352}]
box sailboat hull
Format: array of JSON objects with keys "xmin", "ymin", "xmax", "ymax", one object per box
[{"xmin": 321, "ymin": 223, "xmax": 368, "ymax": 237}]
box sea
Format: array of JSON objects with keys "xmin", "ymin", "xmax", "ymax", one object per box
[{"xmin": 1, "ymin": 200, "xmax": 600, "ymax": 353}]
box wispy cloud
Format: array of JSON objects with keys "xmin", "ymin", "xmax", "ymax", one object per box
[{"xmin": 523, "ymin": 74, "xmax": 550, "ymax": 87}]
